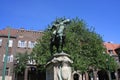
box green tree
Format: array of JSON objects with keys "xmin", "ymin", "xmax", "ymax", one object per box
[
  {"xmin": 32, "ymin": 17, "xmax": 118, "ymax": 73},
  {"xmin": 14, "ymin": 52, "xmax": 29, "ymax": 74}
]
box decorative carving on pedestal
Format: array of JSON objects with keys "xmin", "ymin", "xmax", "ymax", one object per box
[{"xmin": 46, "ymin": 52, "xmax": 73, "ymax": 80}]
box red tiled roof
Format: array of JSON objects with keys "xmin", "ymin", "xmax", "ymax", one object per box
[
  {"xmin": 103, "ymin": 42, "xmax": 120, "ymax": 55},
  {"xmin": 104, "ymin": 42, "xmax": 120, "ymax": 50},
  {"xmin": 0, "ymin": 28, "xmax": 17, "ymax": 37}
]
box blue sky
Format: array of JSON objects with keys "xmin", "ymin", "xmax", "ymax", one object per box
[{"xmin": 0, "ymin": 0, "xmax": 120, "ymax": 43}]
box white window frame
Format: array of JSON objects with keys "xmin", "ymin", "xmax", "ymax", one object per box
[
  {"xmin": 18, "ymin": 40, "xmax": 27, "ymax": 48},
  {"xmin": 28, "ymin": 41, "xmax": 36, "ymax": 48},
  {"xmin": 0, "ymin": 39, "xmax": 2, "ymax": 46},
  {"xmin": 108, "ymin": 50, "xmax": 113, "ymax": 54},
  {"xmin": 10, "ymin": 55, "xmax": 13, "ymax": 62},
  {"xmin": 3, "ymin": 54, "xmax": 14, "ymax": 63},
  {"xmin": 8, "ymin": 40, "xmax": 13, "ymax": 47},
  {"xmin": 28, "ymin": 59, "xmax": 36, "ymax": 65}
]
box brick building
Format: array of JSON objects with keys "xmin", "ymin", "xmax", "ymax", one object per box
[
  {"xmin": 103, "ymin": 42, "xmax": 120, "ymax": 62},
  {"xmin": 104, "ymin": 42, "xmax": 120, "ymax": 79},
  {"xmin": 0, "ymin": 28, "xmax": 43, "ymax": 80},
  {"xmin": 1, "ymin": 27, "xmax": 120, "ymax": 80}
]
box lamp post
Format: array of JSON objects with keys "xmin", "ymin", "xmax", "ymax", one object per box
[{"xmin": 2, "ymin": 27, "xmax": 10, "ymax": 80}]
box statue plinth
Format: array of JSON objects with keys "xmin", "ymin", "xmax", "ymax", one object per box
[{"xmin": 46, "ymin": 52, "xmax": 73, "ymax": 80}]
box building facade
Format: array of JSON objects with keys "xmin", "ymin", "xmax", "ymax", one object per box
[
  {"xmin": 103, "ymin": 42, "xmax": 120, "ymax": 62},
  {"xmin": 1, "ymin": 28, "xmax": 120, "ymax": 80},
  {"xmin": 104, "ymin": 42, "xmax": 120, "ymax": 80},
  {"xmin": 0, "ymin": 28, "xmax": 43, "ymax": 80}
]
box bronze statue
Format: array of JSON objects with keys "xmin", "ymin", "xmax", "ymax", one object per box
[{"xmin": 50, "ymin": 19, "xmax": 70, "ymax": 54}]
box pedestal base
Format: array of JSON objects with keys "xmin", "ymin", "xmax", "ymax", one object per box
[{"xmin": 46, "ymin": 52, "xmax": 73, "ymax": 80}]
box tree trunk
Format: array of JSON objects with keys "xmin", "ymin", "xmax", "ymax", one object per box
[
  {"xmin": 93, "ymin": 70, "xmax": 97, "ymax": 80},
  {"xmin": 82, "ymin": 73, "xmax": 84, "ymax": 80},
  {"xmin": 24, "ymin": 67, "xmax": 28, "ymax": 80},
  {"xmin": 108, "ymin": 71, "xmax": 111, "ymax": 80},
  {"xmin": 115, "ymin": 70, "xmax": 118, "ymax": 80},
  {"xmin": 85, "ymin": 72, "xmax": 89, "ymax": 80}
]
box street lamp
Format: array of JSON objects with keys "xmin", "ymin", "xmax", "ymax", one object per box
[{"xmin": 2, "ymin": 27, "xmax": 10, "ymax": 80}]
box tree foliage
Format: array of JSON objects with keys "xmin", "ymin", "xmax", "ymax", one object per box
[
  {"xmin": 102, "ymin": 53, "xmax": 119, "ymax": 71},
  {"xmin": 32, "ymin": 17, "xmax": 118, "ymax": 72},
  {"xmin": 14, "ymin": 52, "xmax": 29, "ymax": 74}
]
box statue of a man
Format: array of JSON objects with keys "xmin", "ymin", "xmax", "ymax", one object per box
[
  {"xmin": 50, "ymin": 19, "xmax": 70, "ymax": 54},
  {"xmin": 57, "ymin": 19, "xmax": 70, "ymax": 42}
]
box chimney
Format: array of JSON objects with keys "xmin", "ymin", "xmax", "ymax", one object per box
[
  {"xmin": 20, "ymin": 27, "xmax": 25, "ymax": 30},
  {"xmin": 108, "ymin": 41, "xmax": 113, "ymax": 43}
]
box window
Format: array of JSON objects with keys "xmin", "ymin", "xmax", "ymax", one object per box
[
  {"xmin": 5, "ymin": 67, "xmax": 10, "ymax": 75},
  {"xmin": 18, "ymin": 40, "xmax": 27, "ymax": 48},
  {"xmin": 28, "ymin": 59, "xmax": 36, "ymax": 65},
  {"xmin": 8, "ymin": 40, "xmax": 13, "ymax": 47},
  {"xmin": 9, "ymin": 55, "xmax": 13, "ymax": 62},
  {"xmin": 3, "ymin": 54, "xmax": 14, "ymax": 63},
  {"xmin": 108, "ymin": 50, "xmax": 113, "ymax": 54},
  {"xmin": 0, "ymin": 39, "xmax": 2, "ymax": 46},
  {"xmin": 28, "ymin": 41, "xmax": 36, "ymax": 48}
]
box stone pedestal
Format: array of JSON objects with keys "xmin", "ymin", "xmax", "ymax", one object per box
[{"xmin": 46, "ymin": 52, "xmax": 73, "ymax": 80}]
